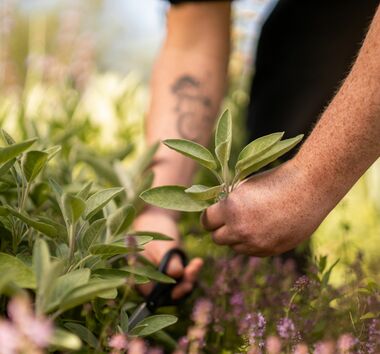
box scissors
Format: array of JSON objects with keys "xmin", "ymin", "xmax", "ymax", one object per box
[{"xmin": 128, "ymin": 248, "xmax": 188, "ymax": 329}]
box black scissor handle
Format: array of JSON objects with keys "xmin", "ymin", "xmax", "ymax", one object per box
[{"xmin": 146, "ymin": 248, "xmax": 188, "ymax": 311}]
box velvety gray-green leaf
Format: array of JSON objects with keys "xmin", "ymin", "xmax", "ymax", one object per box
[
  {"xmin": 33, "ymin": 238, "xmax": 50, "ymax": 291},
  {"xmin": 163, "ymin": 139, "xmax": 217, "ymax": 170},
  {"xmin": 214, "ymin": 110, "xmax": 232, "ymax": 170},
  {"xmin": 64, "ymin": 323, "xmax": 98, "ymax": 348},
  {"xmin": 130, "ymin": 315, "xmax": 178, "ymax": 337},
  {"xmin": 0, "ymin": 253, "xmax": 35, "ymax": 289},
  {"xmin": 45, "ymin": 269, "xmax": 91, "ymax": 313},
  {"xmin": 59, "ymin": 278, "xmax": 125, "ymax": 312},
  {"xmin": 84, "ymin": 187, "xmax": 124, "ymax": 220},
  {"xmin": 49, "ymin": 328, "xmax": 82, "ymax": 350},
  {"xmin": 123, "ymin": 265, "xmax": 175, "ymax": 284},
  {"xmin": 107, "ymin": 204, "xmax": 135, "ymax": 236},
  {"xmin": 236, "ymin": 134, "xmax": 304, "ymax": 181},
  {"xmin": 21, "ymin": 150, "xmax": 49, "ymax": 182},
  {"xmin": 236, "ymin": 132, "xmax": 284, "ymax": 166},
  {"xmin": 89, "ymin": 243, "xmax": 141, "ymax": 257},
  {"xmin": 130, "ymin": 231, "xmax": 173, "ymax": 241},
  {"xmin": 185, "ymin": 184, "xmax": 223, "ymax": 201},
  {"xmin": 140, "ymin": 186, "xmax": 211, "ymax": 212},
  {"xmin": 62, "ymin": 193, "xmax": 86, "ymax": 225},
  {"xmin": 0, "ymin": 138, "xmax": 37, "ymax": 164},
  {"xmin": 6, "ymin": 207, "xmax": 58, "ymax": 238},
  {"xmin": 79, "ymin": 218, "xmax": 106, "ymax": 251},
  {"xmin": 92, "ymin": 269, "xmax": 150, "ymax": 285},
  {"xmin": 76, "ymin": 181, "xmax": 93, "ymax": 200}
]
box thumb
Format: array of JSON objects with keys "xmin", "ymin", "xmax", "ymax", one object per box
[{"xmin": 201, "ymin": 201, "xmax": 225, "ymax": 231}]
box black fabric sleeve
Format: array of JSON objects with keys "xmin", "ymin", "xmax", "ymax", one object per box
[{"xmin": 167, "ymin": 0, "xmax": 233, "ymax": 4}]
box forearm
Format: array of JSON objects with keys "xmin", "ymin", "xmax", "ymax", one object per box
[
  {"xmin": 146, "ymin": 3, "xmax": 230, "ymax": 218},
  {"xmin": 295, "ymin": 6, "xmax": 380, "ymax": 208}
]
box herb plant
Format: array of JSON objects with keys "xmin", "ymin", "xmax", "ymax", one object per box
[{"xmin": 140, "ymin": 110, "xmax": 304, "ymax": 211}]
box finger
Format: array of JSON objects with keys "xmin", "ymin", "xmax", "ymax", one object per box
[
  {"xmin": 182, "ymin": 257, "xmax": 203, "ymax": 284},
  {"xmin": 165, "ymin": 255, "xmax": 185, "ymax": 279},
  {"xmin": 171, "ymin": 281, "xmax": 193, "ymax": 300},
  {"xmin": 212, "ymin": 226, "xmax": 239, "ymax": 246},
  {"xmin": 201, "ymin": 202, "xmax": 225, "ymax": 231}
]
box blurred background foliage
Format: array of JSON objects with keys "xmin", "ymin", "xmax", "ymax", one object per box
[{"xmin": 0, "ymin": 0, "xmax": 379, "ymax": 284}]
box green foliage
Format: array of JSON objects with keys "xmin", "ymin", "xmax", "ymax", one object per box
[{"xmin": 141, "ymin": 109, "xmax": 303, "ymax": 211}]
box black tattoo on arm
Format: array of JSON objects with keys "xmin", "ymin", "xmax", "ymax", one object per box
[{"xmin": 171, "ymin": 75, "xmax": 213, "ymax": 142}]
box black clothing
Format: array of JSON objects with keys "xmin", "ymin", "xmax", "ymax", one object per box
[{"xmin": 247, "ymin": 0, "xmax": 379, "ymax": 141}]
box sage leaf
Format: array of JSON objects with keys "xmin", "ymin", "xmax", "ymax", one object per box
[
  {"xmin": 33, "ymin": 238, "xmax": 50, "ymax": 290},
  {"xmin": 130, "ymin": 315, "xmax": 178, "ymax": 337},
  {"xmin": 6, "ymin": 207, "xmax": 58, "ymax": 238},
  {"xmin": 107, "ymin": 204, "xmax": 135, "ymax": 237},
  {"xmin": 92, "ymin": 269, "xmax": 150, "ymax": 285},
  {"xmin": 76, "ymin": 181, "xmax": 93, "ymax": 200},
  {"xmin": 79, "ymin": 218, "xmax": 106, "ymax": 251},
  {"xmin": 163, "ymin": 139, "xmax": 217, "ymax": 171},
  {"xmin": 62, "ymin": 193, "xmax": 86, "ymax": 225},
  {"xmin": 214, "ymin": 110, "xmax": 232, "ymax": 169},
  {"xmin": 236, "ymin": 132, "xmax": 284, "ymax": 166},
  {"xmin": 0, "ymin": 253, "xmax": 35, "ymax": 289},
  {"xmin": 45, "ymin": 269, "xmax": 91, "ymax": 313},
  {"xmin": 131, "ymin": 231, "xmax": 173, "ymax": 241},
  {"xmin": 21, "ymin": 150, "xmax": 49, "ymax": 182},
  {"xmin": 0, "ymin": 138, "xmax": 37, "ymax": 164},
  {"xmin": 140, "ymin": 186, "xmax": 211, "ymax": 212},
  {"xmin": 59, "ymin": 278, "xmax": 125, "ymax": 312},
  {"xmin": 64, "ymin": 323, "xmax": 98, "ymax": 349},
  {"xmin": 89, "ymin": 243, "xmax": 141, "ymax": 257},
  {"xmin": 123, "ymin": 265, "xmax": 175, "ymax": 284},
  {"xmin": 185, "ymin": 184, "xmax": 223, "ymax": 201},
  {"xmin": 84, "ymin": 187, "xmax": 124, "ymax": 220},
  {"xmin": 236, "ymin": 134, "xmax": 304, "ymax": 181},
  {"xmin": 49, "ymin": 328, "xmax": 82, "ymax": 350}
]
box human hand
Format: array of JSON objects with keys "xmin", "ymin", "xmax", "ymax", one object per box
[
  {"xmin": 133, "ymin": 207, "xmax": 203, "ymax": 300},
  {"xmin": 202, "ymin": 159, "xmax": 335, "ymax": 256}
]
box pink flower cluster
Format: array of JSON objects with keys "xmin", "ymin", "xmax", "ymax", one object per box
[{"xmin": 0, "ymin": 296, "xmax": 52, "ymax": 354}]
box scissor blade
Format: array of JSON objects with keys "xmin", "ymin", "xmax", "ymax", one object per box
[{"xmin": 128, "ymin": 302, "xmax": 152, "ymax": 330}]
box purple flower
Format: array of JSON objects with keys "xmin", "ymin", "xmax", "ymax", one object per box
[
  {"xmin": 366, "ymin": 319, "xmax": 380, "ymax": 354},
  {"xmin": 276, "ymin": 318, "xmax": 296, "ymax": 340},
  {"xmin": 0, "ymin": 320, "xmax": 21, "ymax": 354},
  {"xmin": 239, "ymin": 313, "xmax": 266, "ymax": 348},
  {"xmin": 192, "ymin": 298, "xmax": 213, "ymax": 326},
  {"xmin": 292, "ymin": 276, "xmax": 310, "ymax": 292},
  {"xmin": 337, "ymin": 333, "xmax": 358, "ymax": 353}
]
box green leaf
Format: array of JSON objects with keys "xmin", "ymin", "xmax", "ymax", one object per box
[
  {"xmin": 123, "ymin": 265, "xmax": 175, "ymax": 284},
  {"xmin": 0, "ymin": 138, "xmax": 37, "ymax": 164},
  {"xmin": 185, "ymin": 184, "xmax": 223, "ymax": 201},
  {"xmin": 45, "ymin": 269, "xmax": 91, "ymax": 313},
  {"xmin": 33, "ymin": 238, "xmax": 50, "ymax": 290},
  {"xmin": 140, "ymin": 186, "xmax": 211, "ymax": 212},
  {"xmin": 236, "ymin": 134, "xmax": 304, "ymax": 181},
  {"xmin": 130, "ymin": 231, "xmax": 173, "ymax": 241},
  {"xmin": 62, "ymin": 193, "xmax": 86, "ymax": 224},
  {"xmin": 107, "ymin": 204, "xmax": 135, "ymax": 237},
  {"xmin": 44, "ymin": 145, "xmax": 61, "ymax": 161},
  {"xmin": 92, "ymin": 269, "xmax": 149, "ymax": 285},
  {"xmin": 76, "ymin": 181, "xmax": 93, "ymax": 200},
  {"xmin": 163, "ymin": 139, "xmax": 217, "ymax": 171},
  {"xmin": 89, "ymin": 244, "xmax": 141, "ymax": 257},
  {"xmin": 6, "ymin": 207, "xmax": 58, "ymax": 238},
  {"xmin": 321, "ymin": 258, "xmax": 340, "ymax": 287},
  {"xmin": 360, "ymin": 312, "xmax": 377, "ymax": 320},
  {"xmin": 120, "ymin": 307, "xmax": 129, "ymax": 332},
  {"xmin": 59, "ymin": 278, "xmax": 125, "ymax": 312},
  {"xmin": 130, "ymin": 315, "xmax": 178, "ymax": 337},
  {"xmin": 79, "ymin": 219, "xmax": 106, "ymax": 251},
  {"xmin": 21, "ymin": 150, "xmax": 49, "ymax": 182},
  {"xmin": 64, "ymin": 323, "xmax": 98, "ymax": 348},
  {"xmin": 49, "ymin": 328, "xmax": 82, "ymax": 351},
  {"xmin": 0, "ymin": 159, "xmax": 15, "ymax": 176},
  {"xmin": 214, "ymin": 110, "xmax": 232, "ymax": 169},
  {"xmin": 236, "ymin": 132, "xmax": 284, "ymax": 166},
  {"xmin": 84, "ymin": 187, "xmax": 124, "ymax": 220},
  {"xmin": 0, "ymin": 253, "xmax": 35, "ymax": 289}
]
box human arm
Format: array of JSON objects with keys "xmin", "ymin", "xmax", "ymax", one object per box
[
  {"xmin": 134, "ymin": 2, "xmax": 231, "ymax": 297},
  {"xmin": 202, "ymin": 6, "xmax": 380, "ymax": 256}
]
